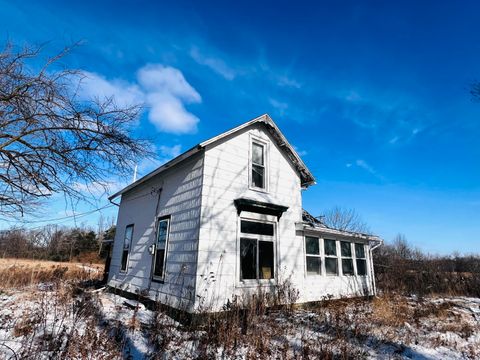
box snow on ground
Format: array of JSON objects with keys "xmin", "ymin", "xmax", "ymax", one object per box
[{"xmin": 0, "ymin": 285, "xmax": 479, "ymax": 359}]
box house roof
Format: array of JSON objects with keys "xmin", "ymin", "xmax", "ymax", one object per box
[
  {"xmin": 301, "ymin": 208, "xmax": 383, "ymax": 244},
  {"xmin": 109, "ymin": 114, "xmax": 316, "ymax": 200}
]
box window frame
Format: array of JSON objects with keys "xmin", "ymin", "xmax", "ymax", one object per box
[
  {"xmin": 340, "ymin": 241, "xmax": 355, "ymax": 276},
  {"xmin": 249, "ymin": 135, "xmax": 269, "ymax": 193},
  {"xmin": 324, "ymin": 238, "xmax": 339, "ymax": 276},
  {"xmin": 151, "ymin": 215, "xmax": 171, "ymax": 282},
  {"xmin": 120, "ymin": 224, "xmax": 134, "ymax": 274},
  {"xmin": 355, "ymin": 242, "xmax": 368, "ymax": 276},
  {"xmin": 237, "ymin": 214, "xmax": 277, "ymax": 286},
  {"xmin": 305, "ymin": 236, "xmax": 322, "ymax": 276}
]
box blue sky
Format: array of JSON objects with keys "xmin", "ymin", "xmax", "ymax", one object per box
[{"xmin": 1, "ymin": 1, "xmax": 479, "ymax": 254}]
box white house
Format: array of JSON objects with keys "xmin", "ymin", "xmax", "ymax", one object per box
[{"xmin": 107, "ymin": 114, "xmax": 382, "ymax": 313}]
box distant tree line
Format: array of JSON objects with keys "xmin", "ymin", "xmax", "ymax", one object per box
[
  {"xmin": 374, "ymin": 234, "xmax": 480, "ymax": 297},
  {"xmin": 0, "ymin": 224, "xmax": 115, "ymax": 262}
]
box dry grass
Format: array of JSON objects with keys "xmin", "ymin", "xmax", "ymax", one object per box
[{"xmin": 0, "ymin": 258, "xmax": 103, "ymax": 290}]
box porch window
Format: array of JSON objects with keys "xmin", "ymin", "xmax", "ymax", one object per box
[
  {"xmin": 324, "ymin": 239, "xmax": 338, "ymax": 275},
  {"xmin": 240, "ymin": 219, "xmax": 275, "ymax": 280},
  {"xmin": 153, "ymin": 217, "xmax": 170, "ymax": 280},
  {"xmin": 120, "ymin": 224, "xmax": 134, "ymax": 273},
  {"xmin": 340, "ymin": 241, "xmax": 354, "ymax": 275},
  {"xmin": 355, "ymin": 243, "xmax": 367, "ymax": 276},
  {"xmin": 251, "ymin": 141, "xmax": 266, "ymax": 190},
  {"xmin": 305, "ymin": 236, "xmax": 321, "ymax": 275}
]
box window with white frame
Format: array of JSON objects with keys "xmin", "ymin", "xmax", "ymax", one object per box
[
  {"xmin": 152, "ymin": 217, "xmax": 170, "ymax": 280},
  {"xmin": 120, "ymin": 224, "xmax": 134, "ymax": 273},
  {"xmin": 251, "ymin": 141, "xmax": 266, "ymax": 190},
  {"xmin": 340, "ymin": 241, "xmax": 354, "ymax": 275},
  {"xmin": 355, "ymin": 243, "xmax": 367, "ymax": 276},
  {"xmin": 324, "ymin": 239, "xmax": 339, "ymax": 275},
  {"xmin": 240, "ymin": 219, "xmax": 275, "ymax": 280},
  {"xmin": 305, "ymin": 236, "xmax": 321, "ymax": 275}
]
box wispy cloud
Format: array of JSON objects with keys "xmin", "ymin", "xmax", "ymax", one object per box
[
  {"xmin": 79, "ymin": 64, "xmax": 201, "ymax": 134},
  {"xmin": 190, "ymin": 47, "xmax": 236, "ymax": 80},
  {"xmin": 137, "ymin": 144, "xmax": 182, "ymax": 176},
  {"xmin": 348, "ymin": 159, "xmax": 386, "ymax": 182}
]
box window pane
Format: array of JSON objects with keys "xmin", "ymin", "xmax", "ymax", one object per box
[
  {"xmin": 153, "ymin": 249, "xmax": 165, "ymax": 278},
  {"xmin": 342, "ymin": 259, "xmax": 354, "ymax": 275},
  {"xmin": 259, "ymin": 241, "xmax": 274, "ymax": 279},
  {"xmin": 355, "ymin": 243, "xmax": 365, "ymax": 259},
  {"xmin": 124, "ymin": 225, "xmax": 133, "ymax": 249},
  {"xmin": 324, "ymin": 239, "xmax": 337, "ymax": 256},
  {"xmin": 357, "ymin": 259, "xmax": 367, "ymax": 276},
  {"xmin": 241, "ymin": 220, "xmax": 274, "ymax": 236},
  {"xmin": 252, "ymin": 143, "xmax": 264, "ymax": 165},
  {"xmin": 305, "ymin": 237, "xmax": 319, "ymax": 255},
  {"xmin": 325, "ymin": 258, "xmax": 338, "ymax": 275},
  {"xmin": 252, "ymin": 164, "xmax": 264, "ymax": 188},
  {"xmin": 157, "ymin": 220, "xmax": 168, "ymax": 249},
  {"xmin": 340, "ymin": 241, "xmax": 352, "ymax": 257},
  {"xmin": 240, "ymin": 238, "xmax": 257, "ymax": 280},
  {"xmin": 306, "ymin": 256, "xmax": 321, "ymax": 275},
  {"xmin": 121, "ymin": 249, "xmax": 128, "ymax": 271}
]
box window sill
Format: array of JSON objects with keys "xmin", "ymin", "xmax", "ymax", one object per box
[
  {"xmin": 236, "ymin": 279, "xmax": 276, "ymax": 288},
  {"xmin": 248, "ymin": 185, "xmax": 269, "ymax": 194},
  {"xmin": 151, "ymin": 278, "xmax": 165, "ymax": 284}
]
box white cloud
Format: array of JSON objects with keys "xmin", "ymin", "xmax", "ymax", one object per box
[
  {"xmin": 78, "ymin": 65, "xmax": 201, "ymax": 134},
  {"xmin": 190, "ymin": 47, "xmax": 236, "ymax": 80},
  {"xmin": 353, "ymin": 159, "xmax": 386, "ymax": 182},
  {"xmin": 78, "ymin": 71, "xmax": 143, "ymax": 107}
]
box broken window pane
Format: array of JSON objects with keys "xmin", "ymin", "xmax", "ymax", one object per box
[
  {"xmin": 357, "ymin": 259, "xmax": 367, "ymax": 275},
  {"xmin": 341, "ymin": 241, "xmax": 352, "ymax": 257},
  {"xmin": 305, "ymin": 237, "xmax": 319, "ymax": 255},
  {"xmin": 252, "ymin": 164, "xmax": 264, "ymax": 188},
  {"xmin": 355, "ymin": 243, "xmax": 365, "ymax": 258},
  {"xmin": 240, "ymin": 238, "xmax": 257, "ymax": 280},
  {"xmin": 259, "ymin": 241, "xmax": 274, "ymax": 279},
  {"xmin": 241, "ymin": 220, "xmax": 274, "ymax": 236},
  {"xmin": 324, "ymin": 239, "xmax": 337, "ymax": 256},
  {"xmin": 306, "ymin": 256, "xmax": 321, "ymax": 275},
  {"xmin": 121, "ymin": 250, "xmax": 129, "ymax": 272},
  {"xmin": 325, "ymin": 258, "xmax": 338, "ymax": 275},
  {"xmin": 342, "ymin": 259, "xmax": 354, "ymax": 275}
]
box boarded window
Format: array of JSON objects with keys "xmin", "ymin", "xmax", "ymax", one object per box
[
  {"xmin": 240, "ymin": 219, "xmax": 275, "ymax": 280},
  {"xmin": 120, "ymin": 224, "xmax": 134, "ymax": 272},
  {"xmin": 251, "ymin": 142, "xmax": 266, "ymax": 189},
  {"xmin": 153, "ymin": 218, "xmax": 170, "ymax": 280},
  {"xmin": 355, "ymin": 243, "xmax": 367, "ymax": 276}
]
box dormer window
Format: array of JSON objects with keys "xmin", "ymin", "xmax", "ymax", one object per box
[{"xmin": 251, "ymin": 140, "xmax": 266, "ymax": 190}]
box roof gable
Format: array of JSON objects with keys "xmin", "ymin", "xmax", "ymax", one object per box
[{"xmin": 109, "ymin": 114, "xmax": 315, "ymax": 200}]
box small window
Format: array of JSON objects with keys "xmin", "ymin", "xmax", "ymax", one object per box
[
  {"xmin": 239, "ymin": 219, "xmax": 275, "ymax": 281},
  {"xmin": 324, "ymin": 239, "xmax": 338, "ymax": 275},
  {"xmin": 153, "ymin": 217, "xmax": 170, "ymax": 280},
  {"xmin": 251, "ymin": 141, "xmax": 266, "ymax": 189},
  {"xmin": 341, "ymin": 241, "xmax": 354, "ymax": 276},
  {"xmin": 355, "ymin": 243, "xmax": 367, "ymax": 276},
  {"xmin": 305, "ymin": 236, "xmax": 321, "ymax": 275},
  {"xmin": 120, "ymin": 225, "xmax": 134, "ymax": 273}
]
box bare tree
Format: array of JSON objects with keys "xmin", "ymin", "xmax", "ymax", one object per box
[
  {"xmin": 322, "ymin": 206, "xmax": 370, "ymax": 233},
  {"xmin": 0, "ymin": 43, "xmax": 151, "ymax": 216}
]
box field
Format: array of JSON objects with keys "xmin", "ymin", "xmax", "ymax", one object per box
[{"xmin": 0, "ymin": 259, "xmax": 479, "ymax": 359}]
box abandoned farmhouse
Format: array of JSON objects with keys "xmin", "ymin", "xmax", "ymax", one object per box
[{"xmin": 107, "ymin": 114, "xmax": 383, "ymax": 312}]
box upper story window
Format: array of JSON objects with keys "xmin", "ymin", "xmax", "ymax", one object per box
[
  {"xmin": 251, "ymin": 140, "xmax": 266, "ymax": 190},
  {"xmin": 120, "ymin": 224, "xmax": 134, "ymax": 273}
]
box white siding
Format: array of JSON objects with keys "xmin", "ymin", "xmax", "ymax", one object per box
[
  {"xmin": 195, "ymin": 124, "xmax": 303, "ymax": 311},
  {"xmin": 108, "ymin": 153, "xmax": 204, "ymax": 312}
]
